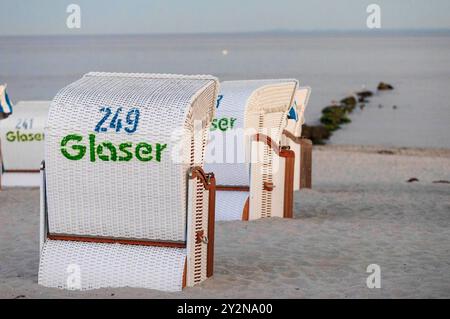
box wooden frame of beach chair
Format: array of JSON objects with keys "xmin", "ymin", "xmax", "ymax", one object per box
[
  {"xmin": 0, "ymin": 101, "xmax": 49, "ymax": 189},
  {"xmin": 282, "ymin": 87, "xmax": 312, "ymax": 190},
  {"xmin": 205, "ymin": 80, "xmax": 297, "ymax": 221},
  {"xmin": 38, "ymin": 72, "xmax": 218, "ymax": 291}
]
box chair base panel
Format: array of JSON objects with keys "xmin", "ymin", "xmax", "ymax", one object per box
[
  {"xmin": 38, "ymin": 239, "xmax": 187, "ymax": 292},
  {"xmin": 215, "ymin": 191, "xmax": 249, "ymax": 221},
  {"xmin": 0, "ymin": 171, "xmax": 41, "ymax": 188}
]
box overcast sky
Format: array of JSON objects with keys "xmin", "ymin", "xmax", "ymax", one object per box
[{"xmin": 1, "ymin": 0, "xmax": 450, "ymax": 36}]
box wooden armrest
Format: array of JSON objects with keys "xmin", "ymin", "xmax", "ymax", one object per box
[
  {"xmin": 188, "ymin": 166, "xmax": 215, "ymax": 277},
  {"xmin": 250, "ymin": 133, "xmax": 295, "ymax": 218},
  {"xmin": 189, "ymin": 166, "xmax": 215, "ymax": 190}
]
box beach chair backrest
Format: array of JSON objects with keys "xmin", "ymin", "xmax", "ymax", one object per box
[
  {"xmin": 45, "ymin": 72, "xmax": 218, "ymax": 244},
  {"xmin": 244, "ymin": 81, "xmax": 299, "ymax": 141},
  {"xmin": 244, "ymin": 81, "xmax": 298, "ymax": 219},
  {"xmin": 0, "ymin": 101, "xmax": 49, "ymax": 172},
  {"xmin": 206, "ymin": 79, "xmax": 298, "ymax": 187}
]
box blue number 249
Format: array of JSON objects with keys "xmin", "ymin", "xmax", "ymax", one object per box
[{"xmin": 95, "ymin": 107, "xmax": 140, "ymax": 134}]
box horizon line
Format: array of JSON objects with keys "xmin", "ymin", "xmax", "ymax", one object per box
[{"xmin": 2, "ymin": 28, "xmax": 450, "ymax": 37}]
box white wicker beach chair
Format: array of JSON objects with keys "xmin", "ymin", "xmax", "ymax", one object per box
[
  {"xmin": 0, "ymin": 101, "xmax": 50, "ymax": 188},
  {"xmin": 282, "ymin": 87, "xmax": 312, "ymax": 190},
  {"xmin": 205, "ymin": 79, "xmax": 297, "ymax": 221},
  {"xmin": 38, "ymin": 72, "xmax": 218, "ymax": 292}
]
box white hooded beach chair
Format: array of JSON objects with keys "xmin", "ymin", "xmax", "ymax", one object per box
[
  {"xmin": 282, "ymin": 87, "xmax": 312, "ymax": 190},
  {"xmin": 205, "ymin": 79, "xmax": 297, "ymax": 221},
  {"xmin": 38, "ymin": 72, "xmax": 218, "ymax": 292},
  {"xmin": 0, "ymin": 101, "xmax": 50, "ymax": 188}
]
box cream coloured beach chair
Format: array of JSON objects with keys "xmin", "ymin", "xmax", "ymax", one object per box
[
  {"xmin": 0, "ymin": 101, "xmax": 50, "ymax": 188},
  {"xmin": 282, "ymin": 87, "xmax": 312, "ymax": 190},
  {"xmin": 38, "ymin": 72, "xmax": 218, "ymax": 291},
  {"xmin": 205, "ymin": 79, "xmax": 297, "ymax": 221}
]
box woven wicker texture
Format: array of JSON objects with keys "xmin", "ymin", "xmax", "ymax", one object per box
[
  {"xmin": 45, "ymin": 72, "xmax": 218, "ymax": 242},
  {"xmin": 0, "ymin": 101, "xmax": 49, "ymax": 170},
  {"xmin": 38, "ymin": 239, "xmax": 186, "ymax": 291},
  {"xmin": 205, "ymin": 79, "xmax": 298, "ymax": 186},
  {"xmin": 215, "ymin": 191, "xmax": 248, "ymax": 221}
]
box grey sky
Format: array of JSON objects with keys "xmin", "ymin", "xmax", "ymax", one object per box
[{"xmin": 1, "ymin": 0, "xmax": 450, "ymax": 36}]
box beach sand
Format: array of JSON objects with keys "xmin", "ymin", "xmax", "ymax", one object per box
[{"xmin": 0, "ymin": 145, "xmax": 449, "ymax": 299}]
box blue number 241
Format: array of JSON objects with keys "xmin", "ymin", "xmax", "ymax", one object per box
[{"xmin": 95, "ymin": 107, "xmax": 140, "ymax": 134}]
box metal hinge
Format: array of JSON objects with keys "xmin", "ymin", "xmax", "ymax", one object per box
[{"xmin": 196, "ymin": 230, "xmax": 208, "ymax": 244}]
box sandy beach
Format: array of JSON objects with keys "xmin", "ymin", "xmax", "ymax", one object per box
[{"xmin": 0, "ymin": 145, "xmax": 449, "ymax": 299}]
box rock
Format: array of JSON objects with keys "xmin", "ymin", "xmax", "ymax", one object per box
[
  {"xmin": 377, "ymin": 82, "xmax": 394, "ymax": 90},
  {"xmin": 301, "ymin": 124, "xmax": 331, "ymax": 145},
  {"xmin": 378, "ymin": 150, "xmax": 395, "ymax": 155},
  {"xmin": 340, "ymin": 96, "xmax": 357, "ymax": 107},
  {"xmin": 322, "ymin": 105, "xmax": 343, "ymax": 115},
  {"xmin": 407, "ymin": 178, "xmax": 419, "ymax": 183},
  {"xmin": 378, "ymin": 104, "xmax": 383, "ymax": 108},
  {"xmin": 356, "ymin": 90, "xmax": 373, "ymax": 99},
  {"xmin": 358, "ymin": 97, "xmax": 368, "ymax": 103},
  {"xmin": 320, "ymin": 105, "xmax": 351, "ymax": 131},
  {"xmin": 342, "ymin": 104, "xmax": 356, "ymax": 113},
  {"xmin": 393, "ymin": 105, "xmax": 397, "ymax": 109}
]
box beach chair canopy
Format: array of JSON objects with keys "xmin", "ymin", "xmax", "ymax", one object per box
[
  {"xmin": 0, "ymin": 101, "xmax": 49, "ymax": 172},
  {"xmin": 205, "ymin": 79, "xmax": 298, "ymax": 220},
  {"xmin": 284, "ymin": 87, "xmax": 311, "ymax": 137},
  {"xmin": 39, "ymin": 72, "xmax": 218, "ymax": 291}
]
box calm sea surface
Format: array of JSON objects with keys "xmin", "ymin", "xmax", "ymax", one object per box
[{"xmin": 1, "ymin": 33, "xmax": 449, "ymax": 148}]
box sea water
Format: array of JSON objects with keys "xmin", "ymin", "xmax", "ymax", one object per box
[{"xmin": 1, "ymin": 33, "xmax": 449, "ymax": 148}]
